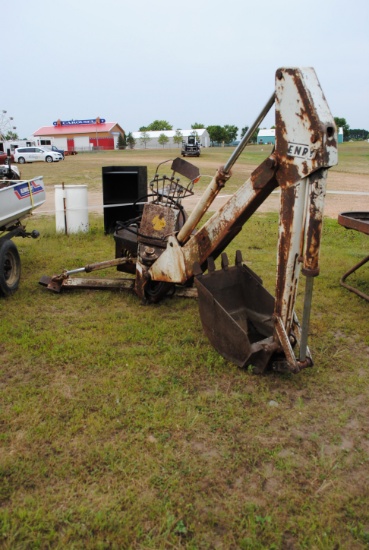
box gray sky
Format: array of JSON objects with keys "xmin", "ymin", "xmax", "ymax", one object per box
[{"xmin": 2, "ymin": 0, "xmax": 368, "ymax": 138}]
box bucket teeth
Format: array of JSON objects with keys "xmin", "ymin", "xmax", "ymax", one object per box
[
  {"xmin": 221, "ymin": 253, "xmax": 229, "ymax": 270},
  {"xmin": 207, "ymin": 256, "xmax": 216, "ymax": 273},
  {"xmin": 235, "ymin": 250, "xmax": 243, "ymax": 266}
]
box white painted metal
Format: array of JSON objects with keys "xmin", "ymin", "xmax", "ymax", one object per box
[{"xmin": 0, "ymin": 177, "xmax": 45, "ymax": 228}]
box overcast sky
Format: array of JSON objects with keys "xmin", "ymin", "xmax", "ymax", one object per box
[{"xmin": 2, "ymin": 0, "xmax": 368, "ymax": 138}]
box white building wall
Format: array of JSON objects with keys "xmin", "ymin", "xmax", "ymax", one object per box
[
  {"xmin": 74, "ymin": 136, "xmax": 90, "ymax": 151},
  {"xmin": 111, "ymin": 132, "xmax": 120, "ymax": 149},
  {"xmin": 132, "ymin": 129, "xmax": 209, "ymax": 149},
  {"xmin": 31, "ymin": 136, "xmax": 68, "ymax": 149},
  {"xmin": 52, "ymin": 138, "xmax": 68, "ymax": 149}
]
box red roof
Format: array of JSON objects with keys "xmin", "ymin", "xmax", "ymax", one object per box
[{"xmin": 34, "ymin": 122, "xmax": 119, "ymax": 136}]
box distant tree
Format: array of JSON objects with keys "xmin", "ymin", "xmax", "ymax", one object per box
[
  {"xmin": 240, "ymin": 126, "xmax": 249, "ymax": 139},
  {"xmin": 334, "ymin": 117, "xmax": 350, "ymax": 141},
  {"xmin": 250, "ymin": 129, "xmax": 259, "ymax": 143},
  {"xmin": 206, "ymin": 125, "xmax": 238, "ymax": 145},
  {"xmin": 240, "ymin": 126, "xmax": 259, "ymax": 143},
  {"xmin": 223, "ymin": 125, "xmax": 238, "ymax": 144},
  {"xmin": 207, "ymin": 125, "xmax": 226, "ymax": 145},
  {"xmin": 173, "ymin": 129, "xmax": 183, "ymax": 148},
  {"xmin": 143, "ymin": 120, "xmax": 173, "ymax": 131},
  {"xmin": 117, "ymin": 133, "xmax": 126, "ymax": 149},
  {"xmin": 158, "ymin": 133, "xmax": 169, "ymax": 148},
  {"xmin": 4, "ymin": 130, "xmax": 19, "ymax": 140},
  {"xmin": 140, "ymin": 131, "xmax": 151, "ymax": 149},
  {"xmin": 348, "ymin": 128, "xmax": 369, "ymax": 140},
  {"xmin": 126, "ymin": 132, "xmax": 136, "ymax": 149},
  {"xmin": 138, "ymin": 125, "xmax": 148, "ymax": 132},
  {"xmin": 191, "ymin": 122, "xmax": 205, "ymax": 129},
  {"xmin": 191, "ymin": 130, "xmax": 200, "ymax": 142}
]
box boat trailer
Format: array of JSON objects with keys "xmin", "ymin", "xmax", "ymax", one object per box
[{"xmin": 0, "ymin": 156, "xmax": 45, "ymax": 296}]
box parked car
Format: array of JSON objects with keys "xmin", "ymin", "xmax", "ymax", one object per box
[
  {"xmin": 14, "ymin": 147, "xmax": 63, "ymax": 164},
  {"xmin": 47, "ymin": 145, "xmax": 65, "ymax": 159},
  {"xmin": 0, "ymin": 151, "xmax": 15, "ymax": 164}
]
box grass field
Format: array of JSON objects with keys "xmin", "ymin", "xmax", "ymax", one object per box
[
  {"xmin": 13, "ymin": 141, "xmax": 369, "ymax": 195},
  {"xmin": 1, "ymin": 144, "xmax": 369, "ymax": 548}
]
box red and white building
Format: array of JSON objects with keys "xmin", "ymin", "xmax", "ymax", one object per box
[{"xmin": 32, "ymin": 117, "xmax": 125, "ymax": 152}]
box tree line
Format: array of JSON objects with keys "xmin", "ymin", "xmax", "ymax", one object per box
[
  {"xmin": 120, "ymin": 120, "xmax": 244, "ymax": 149},
  {"xmin": 334, "ymin": 118, "xmax": 369, "ymax": 141},
  {"xmin": 117, "ymin": 117, "xmax": 369, "ymax": 150},
  {"xmin": 3, "ymin": 115, "xmax": 366, "ymax": 151}
]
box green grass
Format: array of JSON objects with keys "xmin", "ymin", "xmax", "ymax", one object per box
[
  {"xmin": 332, "ymin": 141, "xmax": 369, "ymax": 174},
  {"xmin": 14, "ymin": 145, "xmax": 261, "ymax": 196},
  {"xmin": 1, "ymin": 147, "xmax": 369, "ymax": 548},
  {"xmin": 15, "ymin": 141, "xmax": 369, "ymax": 195}
]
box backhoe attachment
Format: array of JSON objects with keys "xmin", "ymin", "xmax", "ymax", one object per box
[
  {"xmin": 40, "ymin": 67, "xmax": 338, "ymax": 375},
  {"xmin": 146, "ymin": 67, "xmax": 338, "ymax": 373}
]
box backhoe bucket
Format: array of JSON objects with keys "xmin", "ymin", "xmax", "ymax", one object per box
[{"xmin": 194, "ymin": 252, "xmax": 278, "ymax": 373}]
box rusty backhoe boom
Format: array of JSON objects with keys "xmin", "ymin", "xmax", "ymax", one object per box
[{"xmin": 144, "ymin": 67, "xmax": 338, "ymax": 372}]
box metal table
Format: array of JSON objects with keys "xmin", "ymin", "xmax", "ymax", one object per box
[{"xmin": 337, "ymin": 212, "xmax": 369, "ymax": 302}]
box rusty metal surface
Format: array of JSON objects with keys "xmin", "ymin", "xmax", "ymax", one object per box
[
  {"xmin": 39, "ymin": 275, "xmax": 63, "ymax": 293},
  {"xmin": 150, "ymin": 173, "xmax": 278, "ymax": 284},
  {"xmin": 338, "ymin": 212, "xmax": 369, "ymax": 235},
  {"xmin": 272, "ymin": 67, "xmax": 337, "ymax": 337},
  {"xmin": 149, "ymin": 235, "xmax": 187, "ymax": 283},
  {"xmin": 139, "ymin": 203, "xmax": 178, "ymax": 246},
  {"xmin": 151, "ymin": 68, "xmax": 338, "ymax": 370},
  {"xmin": 340, "ymin": 255, "xmax": 369, "ymax": 302},
  {"xmin": 273, "ymin": 315, "xmax": 298, "ymax": 368},
  {"xmin": 39, "ymin": 274, "xmax": 135, "ymax": 292},
  {"xmin": 274, "ymin": 67, "xmax": 338, "ymax": 187},
  {"xmin": 39, "ymin": 257, "xmax": 135, "ymax": 292},
  {"xmin": 338, "ymin": 211, "xmax": 369, "ymax": 301},
  {"xmin": 194, "ymin": 252, "xmax": 279, "ymax": 373},
  {"xmin": 275, "ymin": 169, "xmax": 329, "ymax": 336},
  {"xmin": 171, "ymin": 157, "xmax": 200, "ymax": 181},
  {"xmin": 154, "ymin": 69, "xmax": 337, "ymax": 291},
  {"xmin": 84, "ymin": 257, "xmax": 134, "ymax": 273},
  {"xmin": 177, "ymin": 92, "xmax": 276, "ymax": 245},
  {"xmin": 188, "ymin": 68, "xmax": 338, "ymax": 372},
  {"xmin": 60, "ymin": 278, "xmax": 135, "ymax": 290},
  {"xmin": 176, "ymin": 166, "xmax": 232, "ymax": 244},
  {"xmin": 251, "ymin": 155, "xmax": 278, "ymax": 189},
  {"xmin": 302, "ymin": 169, "xmax": 327, "ymax": 276}
]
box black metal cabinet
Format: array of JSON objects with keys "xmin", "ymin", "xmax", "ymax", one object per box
[{"xmin": 102, "ymin": 166, "xmax": 147, "ymax": 233}]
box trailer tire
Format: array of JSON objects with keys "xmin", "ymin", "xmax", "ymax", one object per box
[
  {"xmin": 0, "ymin": 240, "xmax": 21, "ymax": 297},
  {"xmin": 144, "ymin": 280, "xmax": 175, "ymax": 303}
]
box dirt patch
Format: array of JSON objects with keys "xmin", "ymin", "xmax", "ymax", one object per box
[{"xmin": 35, "ymin": 171, "xmax": 369, "ymax": 220}]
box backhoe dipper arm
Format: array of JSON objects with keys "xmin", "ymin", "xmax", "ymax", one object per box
[
  {"xmin": 149, "ymin": 68, "xmax": 337, "ymax": 284},
  {"xmin": 148, "ymin": 67, "xmax": 338, "ymax": 373}
]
